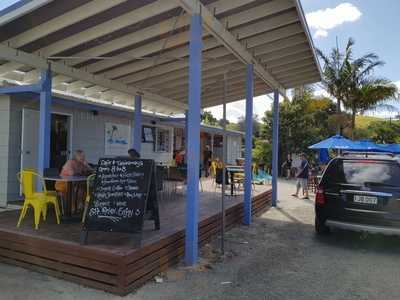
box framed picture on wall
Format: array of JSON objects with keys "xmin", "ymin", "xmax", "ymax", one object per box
[
  {"xmin": 105, "ymin": 123, "xmax": 130, "ymax": 156},
  {"xmin": 155, "ymin": 128, "xmax": 170, "ymax": 152},
  {"xmin": 142, "ymin": 126, "xmax": 154, "ymax": 143}
]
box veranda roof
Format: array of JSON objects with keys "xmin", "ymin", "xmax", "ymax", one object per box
[{"xmin": 0, "ymin": 0, "xmax": 321, "ymax": 114}]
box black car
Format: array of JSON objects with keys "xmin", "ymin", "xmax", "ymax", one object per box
[{"xmin": 315, "ymin": 152, "xmax": 400, "ymax": 235}]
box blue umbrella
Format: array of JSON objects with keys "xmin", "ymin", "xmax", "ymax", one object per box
[
  {"xmin": 309, "ymin": 135, "xmax": 357, "ymax": 150},
  {"xmin": 377, "ymin": 144, "xmax": 400, "ymax": 154},
  {"xmin": 351, "ymin": 139, "xmax": 385, "ymax": 152}
]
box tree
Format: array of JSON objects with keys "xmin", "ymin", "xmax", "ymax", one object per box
[
  {"xmin": 260, "ymin": 89, "xmax": 337, "ymax": 167},
  {"xmin": 345, "ymin": 77, "xmax": 398, "ymax": 138},
  {"xmin": 317, "ymin": 38, "xmax": 399, "ymax": 138},
  {"xmin": 234, "ymin": 115, "xmax": 261, "ymax": 137},
  {"xmin": 201, "ymin": 111, "xmax": 219, "ymax": 126},
  {"xmin": 316, "ymin": 38, "xmax": 355, "ymax": 133},
  {"xmin": 368, "ymin": 120, "xmax": 400, "ymax": 144}
]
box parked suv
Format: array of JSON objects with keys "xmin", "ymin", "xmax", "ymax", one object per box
[{"xmin": 315, "ymin": 152, "xmax": 400, "ymax": 235}]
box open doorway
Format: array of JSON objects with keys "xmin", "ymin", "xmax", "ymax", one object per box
[
  {"xmin": 50, "ymin": 113, "xmax": 72, "ymax": 171},
  {"xmin": 21, "ymin": 110, "xmax": 72, "ymax": 173}
]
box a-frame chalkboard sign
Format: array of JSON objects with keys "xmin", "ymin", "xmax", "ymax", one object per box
[{"xmin": 80, "ymin": 157, "xmax": 160, "ymax": 245}]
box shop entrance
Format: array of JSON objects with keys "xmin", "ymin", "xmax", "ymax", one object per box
[{"xmin": 21, "ymin": 109, "xmax": 72, "ymax": 173}]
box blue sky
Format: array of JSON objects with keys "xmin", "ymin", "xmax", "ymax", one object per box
[{"xmin": 1, "ymin": 1, "xmax": 399, "ymax": 120}]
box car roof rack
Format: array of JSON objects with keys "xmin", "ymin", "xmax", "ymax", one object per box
[{"xmin": 341, "ymin": 151, "xmax": 395, "ymax": 158}]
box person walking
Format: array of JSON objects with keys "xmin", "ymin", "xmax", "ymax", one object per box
[
  {"xmin": 285, "ymin": 154, "xmax": 292, "ymax": 179},
  {"xmin": 203, "ymin": 145, "xmax": 212, "ymax": 177},
  {"xmin": 292, "ymin": 153, "xmax": 309, "ymax": 199}
]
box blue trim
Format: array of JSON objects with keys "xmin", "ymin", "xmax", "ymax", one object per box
[
  {"xmin": 184, "ymin": 110, "xmax": 188, "ymax": 163},
  {"xmin": 37, "ymin": 69, "xmax": 51, "ymax": 177},
  {"xmin": 271, "ymin": 89, "xmax": 280, "ymax": 207},
  {"xmin": 133, "ymin": 94, "xmax": 142, "ymax": 153},
  {"xmin": 0, "ymin": 84, "xmax": 41, "ymax": 94},
  {"xmin": 185, "ymin": 14, "xmax": 202, "ymax": 266},
  {"xmin": 244, "ymin": 64, "xmax": 253, "ymax": 225},
  {"xmin": 159, "ymin": 117, "xmax": 186, "ymax": 123},
  {"xmin": 0, "ymin": 0, "xmax": 33, "ymax": 18}
]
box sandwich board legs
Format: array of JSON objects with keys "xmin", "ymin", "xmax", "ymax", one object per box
[{"xmin": 80, "ymin": 230, "xmax": 88, "ymax": 245}]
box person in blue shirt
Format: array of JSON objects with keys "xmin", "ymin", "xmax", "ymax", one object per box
[{"xmin": 292, "ymin": 153, "xmax": 309, "ymax": 199}]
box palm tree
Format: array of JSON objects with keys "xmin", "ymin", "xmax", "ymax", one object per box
[
  {"xmin": 316, "ymin": 38, "xmax": 355, "ymax": 133},
  {"xmin": 317, "ymin": 38, "xmax": 398, "ymax": 137},
  {"xmin": 345, "ymin": 77, "xmax": 398, "ymax": 138}
]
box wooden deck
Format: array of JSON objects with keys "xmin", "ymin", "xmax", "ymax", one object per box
[{"xmin": 0, "ymin": 180, "xmax": 272, "ymax": 295}]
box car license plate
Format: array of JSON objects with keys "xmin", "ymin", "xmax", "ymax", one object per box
[{"xmin": 353, "ymin": 195, "xmax": 378, "ymax": 205}]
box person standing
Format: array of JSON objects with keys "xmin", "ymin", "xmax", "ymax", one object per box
[
  {"xmin": 285, "ymin": 154, "xmax": 292, "ymax": 179},
  {"xmin": 292, "ymin": 153, "xmax": 309, "ymax": 199},
  {"xmin": 203, "ymin": 145, "xmax": 212, "ymax": 177}
]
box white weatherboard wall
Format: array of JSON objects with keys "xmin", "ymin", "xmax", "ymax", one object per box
[
  {"xmin": 139, "ymin": 123, "xmax": 174, "ymax": 164},
  {"xmin": 2, "ymin": 95, "xmax": 239, "ymax": 203},
  {"xmin": 5, "ymin": 96, "xmax": 174, "ymax": 203},
  {"xmin": 227, "ymin": 135, "xmax": 242, "ymax": 164}
]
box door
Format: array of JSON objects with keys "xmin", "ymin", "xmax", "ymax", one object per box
[
  {"xmin": 21, "ymin": 110, "xmax": 72, "ymax": 173},
  {"xmin": 21, "ymin": 108, "xmax": 39, "ymax": 171},
  {"xmin": 50, "ymin": 114, "xmax": 71, "ymax": 171}
]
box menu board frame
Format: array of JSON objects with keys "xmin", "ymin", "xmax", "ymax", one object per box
[{"xmin": 80, "ymin": 157, "xmax": 159, "ymax": 245}]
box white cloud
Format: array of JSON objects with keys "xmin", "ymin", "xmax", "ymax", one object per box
[{"xmin": 306, "ymin": 3, "xmax": 362, "ymax": 39}]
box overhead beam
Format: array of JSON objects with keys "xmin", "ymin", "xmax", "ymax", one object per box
[
  {"xmin": 124, "ymin": 32, "xmax": 306, "ymax": 87},
  {"xmin": 0, "ymin": 44, "xmax": 186, "ymax": 111},
  {"xmin": 5, "ymin": 0, "xmax": 126, "ymax": 48},
  {"xmin": 84, "ymin": 3, "xmax": 298, "ymax": 77},
  {"xmin": 160, "ymin": 46, "xmax": 312, "ymax": 96},
  {"xmin": 0, "ymin": 0, "xmax": 180, "ymax": 75},
  {"xmin": 64, "ymin": 0, "xmax": 260, "ymax": 69},
  {"xmin": 177, "ymin": 0, "xmax": 286, "ymax": 95},
  {"xmin": 93, "ymin": 12, "xmax": 300, "ymax": 84},
  {"xmin": 202, "ymin": 86, "xmax": 269, "ymax": 108}
]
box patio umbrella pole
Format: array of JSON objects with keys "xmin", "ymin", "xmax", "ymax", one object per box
[{"xmin": 221, "ymin": 72, "xmax": 228, "ymax": 254}]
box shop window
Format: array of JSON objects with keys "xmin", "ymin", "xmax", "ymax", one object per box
[
  {"xmin": 142, "ymin": 126, "xmax": 155, "ymax": 143},
  {"xmin": 155, "ymin": 128, "xmax": 170, "ymax": 152}
]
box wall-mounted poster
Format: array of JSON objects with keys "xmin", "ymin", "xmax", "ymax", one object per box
[
  {"xmin": 105, "ymin": 123, "xmax": 130, "ymax": 156},
  {"xmin": 143, "ymin": 126, "xmax": 154, "ymax": 143}
]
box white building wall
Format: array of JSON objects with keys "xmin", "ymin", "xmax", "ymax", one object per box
[
  {"xmin": 2, "ymin": 96, "xmax": 240, "ymax": 203},
  {"xmin": 227, "ymin": 135, "xmax": 242, "ymax": 164}
]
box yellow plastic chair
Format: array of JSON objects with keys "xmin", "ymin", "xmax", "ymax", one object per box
[
  {"xmin": 17, "ymin": 170, "xmax": 61, "ymax": 229},
  {"xmin": 210, "ymin": 161, "xmax": 218, "ymax": 185},
  {"xmin": 82, "ymin": 174, "xmax": 96, "ymax": 223}
]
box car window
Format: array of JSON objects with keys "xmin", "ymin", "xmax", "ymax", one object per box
[{"xmin": 324, "ymin": 160, "xmax": 400, "ymax": 186}]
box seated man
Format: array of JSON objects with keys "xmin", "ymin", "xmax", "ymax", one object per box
[{"xmin": 128, "ymin": 148, "xmax": 140, "ymax": 159}]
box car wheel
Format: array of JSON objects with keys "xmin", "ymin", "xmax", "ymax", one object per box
[{"xmin": 315, "ymin": 216, "xmax": 330, "ymax": 235}]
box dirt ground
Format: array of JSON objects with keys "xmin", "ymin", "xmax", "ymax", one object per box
[{"xmin": 1, "ymin": 179, "xmax": 400, "ymax": 300}]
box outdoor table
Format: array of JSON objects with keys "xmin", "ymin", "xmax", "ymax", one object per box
[
  {"xmin": 226, "ymin": 166, "xmax": 244, "ymax": 196},
  {"xmin": 43, "ymin": 175, "xmax": 88, "ymax": 221}
]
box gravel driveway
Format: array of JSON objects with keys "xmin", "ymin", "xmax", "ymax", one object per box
[{"xmin": 1, "ymin": 179, "xmax": 400, "ymax": 300}]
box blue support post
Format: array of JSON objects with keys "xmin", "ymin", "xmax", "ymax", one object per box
[
  {"xmin": 184, "ymin": 110, "xmax": 188, "ymax": 164},
  {"xmin": 133, "ymin": 94, "xmax": 142, "ymax": 154},
  {"xmin": 244, "ymin": 64, "xmax": 253, "ymax": 225},
  {"xmin": 37, "ymin": 69, "xmax": 52, "ymax": 176},
  {"xmin": 271, "ymin": 89, "xmax": 280, "ymax": 207},
  {"xmin": 185, "ymin": 13, "xmax": 202, "ymax": 266}
]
